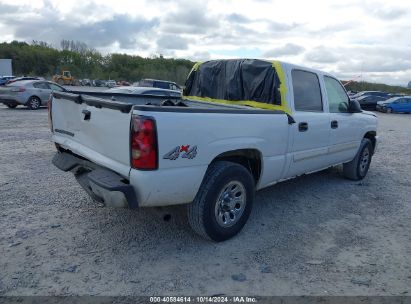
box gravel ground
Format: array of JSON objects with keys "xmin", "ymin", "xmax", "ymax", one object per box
[{"xmin": 0, "ymin": 105, "xmax": 410, "ymax": 296}]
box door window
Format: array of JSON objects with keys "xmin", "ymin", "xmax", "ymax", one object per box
[
  {"xmin": 324, "ymin": 76, "xmax": 350, "ymax": 113},
  {"xmin": 49, "ymin": 83, "xmax": 64, "ymax": 91},
  {"xmin": 33, "ymin": 82, "xmax": 49, "ymax": 89},
  {"xmin": 154, "ymin": 81, "xmax": 170, "ymax": 89},
  {"xmin": 292, "ymin": 70, "xmax": 323, "ymax": 112}
]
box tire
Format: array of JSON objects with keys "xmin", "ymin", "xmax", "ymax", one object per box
[
  {"xmin": 187, "ymin": 161, "xmax": 255, "ymax": 242},
  {"xmin": 343, "ymin": 138, "xmax": 373, "ymax": 181},
  {"xmin": 27, "ymin": 96, "xmax": 41, "ymax": 110},
  {"xmin": 386, "ymin": 107, "xmax": 393, "ymax": 113},
  {"xmin": 6, "ymin": 104, "xmax": 17, "ymax": 108},
  {"xmin": 57, "ymin": 79, "xmax": 65, "ymax": 85}
]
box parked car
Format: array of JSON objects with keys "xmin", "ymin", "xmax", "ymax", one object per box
[
  {"xmin": 351, "ymin": 91, "xmax": 390, "ymax": 100},
  {"xmin": 106, "ymin": 80, "xmax": 117, "ymax": 88},
  {"xmin": 92, "ymin": 79, "xmax": 106, "ymax": 87},
  {"xmin": 81, "ymin": 79, "xmax": 92, "ymax": 86},
  {"xmin": 0, "ymin": 80, "xmax": 66, "ymax": 109},
  {"xmin": 376, "ymin": 96, "xmax": 411, "ymax": 113},
  {"xmin": 105, "ymin": 86, "xmax": 182, "ymax": 97},
  {"xmin": 0, "ymin": 76, "xmax": 16, "ymax": 86},
  {"xmin": 356, "ymin": 95, "xmax": 388, "ymax": 110},
  {"xmin": 116, "ymin": 80, "xmax": 130, "ymax": 86},
  {"xmin": 387, "ymin": 93, "xmax": 404, "ymax": 98},
  {"xmin": 50, "ymin": 59, "xmax": 377, "ymax": 241},
  {"xmin": 134, "ymin": 79, "xmax": 181, "ymax": 91},
  {"xmin": 6, "ymin": 76, "xmax": 44, "ymax": 85}
]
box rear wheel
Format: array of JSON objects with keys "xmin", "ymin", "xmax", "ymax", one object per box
[
  {"xmin": 6, "ymin": 104, "xmax": 17, "ymax": 108},
  {"xmin": 343, "ymin": 138, "xmax": 373, "ymax": 180},
  {"xmin": 187, "ymin": 161, "xmax": 255, "ymax": 241},
  {"xmin": 27, "ymin": 96, "xmax": 41, "ymax": 110}
]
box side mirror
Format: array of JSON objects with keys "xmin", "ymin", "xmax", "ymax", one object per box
[{"xmin": 348, "ymin": 99, "xmax": 362, "ymax": 113}]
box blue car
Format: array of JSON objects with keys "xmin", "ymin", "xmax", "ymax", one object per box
[
  {"xmin": 0, "ymin": 76, "xmax": 16, "ymax": 86},
  {"xmin": 376, "ymin": 96, "xmax": 411, "ymax": 113}
]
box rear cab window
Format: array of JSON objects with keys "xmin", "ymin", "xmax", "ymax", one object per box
[{"xmin": 291, "ymin": 69, "xmax": 323, "ymax": 112}]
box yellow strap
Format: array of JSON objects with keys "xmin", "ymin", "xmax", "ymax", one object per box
[
  {"xmin": 184, "ymin": 60, "xmax": 291, "ymax": 114},
  {"xmin": 183, "ymin": 95, "xmax": 286, "ymax": 112},
  {"xmin": 271, "ymin": 60, "xmax": 290, "ymax": 114},
  {"xmin": 190, "ymin": 62, "xmax": 202, "ymax": 72}
]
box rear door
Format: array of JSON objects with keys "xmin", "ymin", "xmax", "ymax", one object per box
[
  {"xmin": 286, "ymin": 69, "xmax": 330, "ymax": 177},
  {"xmin": 323, "ymin": 76, "xmax": 361, "ymax": 164},
  {"xmin": 32, "ymin": 82, "xmax": 51, "ymax": 103}
]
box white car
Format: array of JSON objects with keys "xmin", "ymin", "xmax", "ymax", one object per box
[{"xmin": 50, "ymin": 59, "xmax": 378, "ymax": 241}]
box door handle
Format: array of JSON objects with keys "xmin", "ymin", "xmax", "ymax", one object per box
[
  {"xmin": 82, "ymin": 109, "xmax": 91, "ymax": 121},
  {"xmin": 298, "ymin": 122, "xmax": 308, "ymax": 132},
  {"xmin": 331, "ymin": 120, "xmax": 338, "ymax": 129}
]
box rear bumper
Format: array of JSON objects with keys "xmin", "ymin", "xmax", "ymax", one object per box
[
  {"xmin": 0, "ymin": 99, "xmax": 21, "ymax": 106},
  {"xmin": 52, "ymin": 152, "xmax": 138, "ymax": 208},
  {"xmin": 0, "ymin": 94, "xmax": 27, "ymax": 105}
]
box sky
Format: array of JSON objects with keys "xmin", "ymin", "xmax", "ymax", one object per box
[{"xmin": 0, "ymin": 0, "xmax": 410, "ymax": 85}]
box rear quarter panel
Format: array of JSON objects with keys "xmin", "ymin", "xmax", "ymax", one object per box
[{"xmin": 130, "ymin": 109, "xmax": 290, "ymax": 206}]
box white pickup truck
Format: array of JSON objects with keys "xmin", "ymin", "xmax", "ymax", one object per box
[{"xmin": 50, "ymin": 59, "xmax": 378, "ymax": 241}]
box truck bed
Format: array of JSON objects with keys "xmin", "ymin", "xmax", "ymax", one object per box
[{"xmin": 57, "ymin": 91, "xmax": 284, "ymax": 114}]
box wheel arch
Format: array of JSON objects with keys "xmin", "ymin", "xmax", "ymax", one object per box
[
  {"xmin": 211, "ymin": 149, "xmax": 262, "ymax": 185},
  {"xmin": 363, "ymin": 131, "xmax": 376, "ymax": 153}
]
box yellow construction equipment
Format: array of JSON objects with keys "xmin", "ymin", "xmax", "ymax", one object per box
[{"xmin": 52, "ymin": 71, "xmax": 77, "ymax": 85}]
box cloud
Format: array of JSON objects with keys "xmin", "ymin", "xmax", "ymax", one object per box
[
  {"xmin": 371, "ymin": 7, "xmax": 407, "ymax": 19},
  {"xmin": 263, "ymin": 43, "xmax": 305, "ymax": 57},
  {"xmin": 0, "ymin": 4, "xmax": 158, "ymax": 50},
  {"xmin": 337, "ymin": 57, "xmax": 411, "ymax": 73},
  {"xmin": 305, "ymin": 47, "xmax": 340, "ymax": 63},
  {"xmin": 156, "ymin": 34, "xmax": 189, "ymax": 50},
  {"xmin": 268, "ymin": 21, "xmax": 300, "ymax": 32},
  {"xmin": 0, "ymin": 3, "xmax": 22, "ymax": 14},
  {"xmin": 161, "ymin": 3, "xmax": 219, "ymax": 35},
  {"xmin": 0, "ymin": 0, "xmax": 411, "ymax": 85},
  {"xmin": 226, "ymin": 14, "xmax": 251, "ymax": 24}
]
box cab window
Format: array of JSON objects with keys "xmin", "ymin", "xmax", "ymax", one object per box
[
  {"xmin": 292, "ymin": 70, "xmax": 323, "ymax": 112},
  {"xmin": 324, "ymin": 76, "xmax": 350, "ymax": 113}
]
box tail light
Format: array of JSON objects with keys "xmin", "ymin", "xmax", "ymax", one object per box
[
  {"xmin": 47, "ymin": 95, "xmax": 53, "ymax": 132},
  {"xmin": 130, "ymin": 115, "xmax": 158, "ymax": 170},
  {"xmin": 11, "ymin": 86, "xmax": 26, "ymax": 92}
]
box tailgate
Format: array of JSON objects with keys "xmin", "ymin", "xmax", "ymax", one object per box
[{"xmin": 51, "ymin": 92, "xmax": 133, "ymax": 177}]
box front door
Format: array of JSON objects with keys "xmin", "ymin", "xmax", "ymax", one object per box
[{"xmin": 323, "ymin": 76, "xmax": 361, "ymax": 165}]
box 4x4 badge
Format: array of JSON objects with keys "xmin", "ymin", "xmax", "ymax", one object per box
[{"xmin": 163, "ymin": 145, "xmax": 197, "ymax": 160}]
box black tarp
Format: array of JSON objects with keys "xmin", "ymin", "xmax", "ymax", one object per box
[{"xmin": 184, "ymin": 59, "xmax": 281, "ymax": 105}]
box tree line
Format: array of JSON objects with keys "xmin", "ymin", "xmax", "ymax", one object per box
[
  {"xmin": 1, "ymin": 40, "xmax": 410, "ymax": 94},
  {"xmin": 345, "ymin": 81, "xmax": 411, "ymax": 94},
  {"xmin": 0, "ymin": 40, "xmax": 195, "ymax": 85}
]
